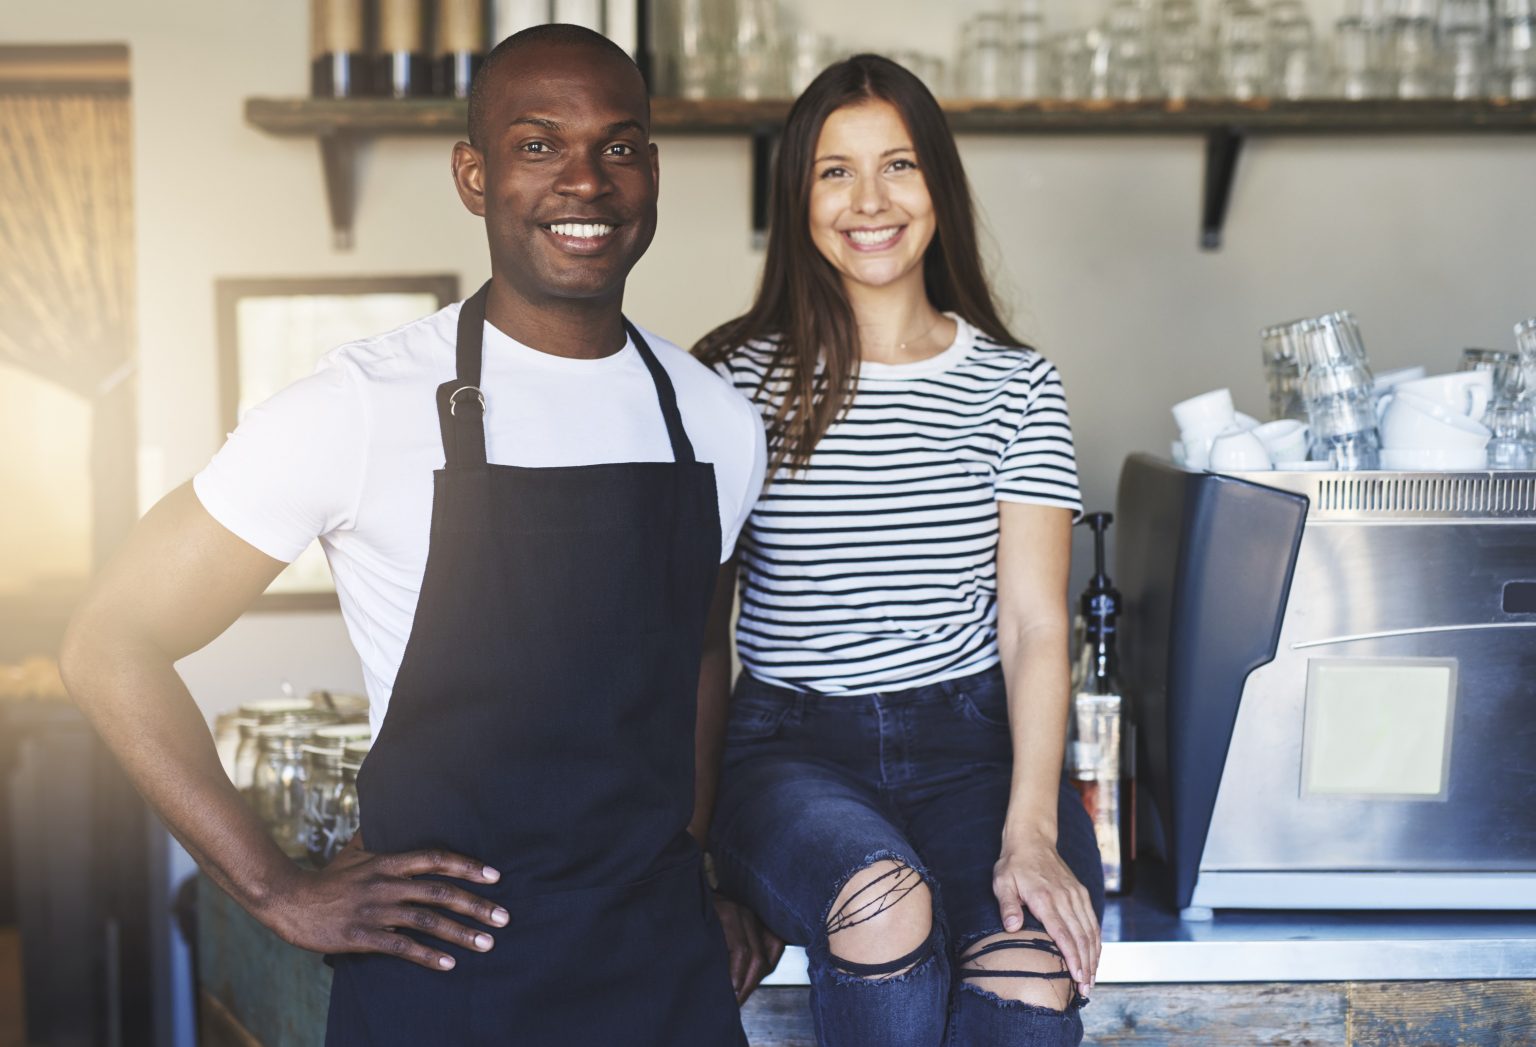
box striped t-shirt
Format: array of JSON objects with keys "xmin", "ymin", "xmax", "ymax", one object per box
[{"xmin": 714, "ymin": 314, "xmax": 1082, "ymax": 695}]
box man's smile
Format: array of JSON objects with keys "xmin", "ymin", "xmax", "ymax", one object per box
[{"xmin": 540, "ymin": 219, "xmax": 621, "ymax": 254}]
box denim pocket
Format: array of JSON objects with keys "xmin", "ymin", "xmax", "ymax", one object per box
[
  {"xmin": 954, "ymin": 675, "xmax": 1011, "ymax": 729},
  {"xmin": 724, "ymin": 689, "xmax": 793, "ymax": 744}
]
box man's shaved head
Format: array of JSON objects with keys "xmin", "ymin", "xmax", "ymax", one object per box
[{"xmin": 467, "ymin": 24, "xmax": 649, "ymax": 150}]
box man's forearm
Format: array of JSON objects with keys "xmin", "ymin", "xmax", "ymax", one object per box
[{"xmin": 61, "ymin": 623, "xmax": 301, "ymax": 922}]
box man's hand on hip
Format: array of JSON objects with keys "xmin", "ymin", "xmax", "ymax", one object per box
[{"xmin": 267, "ymin": 835, "xmax": 508, "ymax": 972}]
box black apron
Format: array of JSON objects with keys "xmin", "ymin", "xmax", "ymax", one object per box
[{"xmin": 324, "ymin": 284, "xmax": 746, "ymax": 1046}]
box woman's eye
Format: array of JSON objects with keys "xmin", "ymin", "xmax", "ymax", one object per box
[
  {"xmin": 889, "ymin": 158, "xmax": 917, "ymax": 172},
  {"xmin": 818, "ymin": 166, "xmax": 849, "ymax": 179}
]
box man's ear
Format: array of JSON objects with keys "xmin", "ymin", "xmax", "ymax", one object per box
[{"xmin": 451, "ymin": 140, "xmax": 488, "ymax": 218}]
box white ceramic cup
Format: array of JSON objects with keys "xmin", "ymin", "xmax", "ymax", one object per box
[
  {"xmin": 1171, "ymin": 439, "xmax": 1187, "ymax": 467},
  {"xmin": 1172, "ymin": 388, "xmax": 1236, "ymax": 438},
  {"xmin": 1209, "ymin": 425, "xmax": 1273, "ymax": 471},
  {"xmin": 1394, "ymin": 371, "xmax": 1492, "ymax": 420},
  {"xmin": 1381, "ymin": 447, "xmax": 1488, "ymax": 471},
  {"xmin": 1380, "ymin": 391, "xmax": 1492, "ymax": 452},
  {"xmin": 1252, "ymin": 419, "xmax": 1310, "ymax": 464},
  {"xmin": 1373, "ymin": 366, "xmax": 1428, "ymax": 397}
]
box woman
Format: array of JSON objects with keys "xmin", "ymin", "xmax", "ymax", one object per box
[{"xmin": 698, "ymin": 55, "xmax": 1105, "ymax": 1047}]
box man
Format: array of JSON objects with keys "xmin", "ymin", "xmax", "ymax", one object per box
[{"xmin": 61, "ymin": 25, "xmax": 771, "ymax": 1045}]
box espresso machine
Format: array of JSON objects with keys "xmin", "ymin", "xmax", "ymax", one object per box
[{"xmin": 1116, "ymin": 454, "xmax": 1536, "ymax": 914}]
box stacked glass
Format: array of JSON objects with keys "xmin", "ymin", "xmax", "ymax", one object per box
[
  {"xmin": 1503, "ymin": 317, "xmax": 1536, "ymax": 467},
  {"xmin": 1499, "ymin": 0, "xmax": 1536, "ymax": 99},
  {"xmin": 1294, "ymin": 312, "xmax": 1383, "ymax": 470},
  {"xmin": 1460, "ymin": 346, "xmax": 1530, "ymax": 469},
  {"xmin": 1261, "ymin": 322, "xmax": 1307, "ymax": 422}
]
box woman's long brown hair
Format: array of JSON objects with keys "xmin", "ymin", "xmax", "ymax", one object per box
[{"xmin": 695, "ymin": 53, "xmax": 1024, "ymax": 475}]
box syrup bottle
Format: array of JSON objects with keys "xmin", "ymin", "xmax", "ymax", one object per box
[{"xmin": 1067, "ymin": 512, "xmax": 1136, "ymax": 895}]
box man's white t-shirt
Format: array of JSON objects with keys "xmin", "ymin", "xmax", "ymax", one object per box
[{"xmin": 194, "ymin": 301, "xmax": 767, "ymax": 731}]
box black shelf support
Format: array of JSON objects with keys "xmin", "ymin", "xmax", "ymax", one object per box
[
  {"xmin": 1200, "ymin": 126, "xmax": 1245, "ymax": 251},
  {"xmin": 750, "ymin": 124, "xmax": 776, "ymax": 250},
  {"xmin": 318, "ymin": 131, "xmax": 358, "ymax": 250}
]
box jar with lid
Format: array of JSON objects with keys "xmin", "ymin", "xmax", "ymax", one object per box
[
  {"xmin": 232, "ymin": 698, "xmax": 318, "ymax": 794},
  {"xmin": 253, "ymin": 724, "xmax": 319, "ymax": 858},
  {"xmin": 334, "ymin": 754, "xmax": 365, "ymax": 859},
  {"xmin": 301, "ymin": 724, "xmax": 372, "ymax": 865}
]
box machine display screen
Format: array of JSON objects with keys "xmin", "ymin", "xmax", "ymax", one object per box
[{"xmin": 1300, "ymin": 658, "xmax": 1457, "ymax": 800}]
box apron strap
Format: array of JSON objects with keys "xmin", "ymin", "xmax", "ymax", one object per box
[
  {"xmin": 437, "ymin": 282, "xmax": 490, "ymax": 469},
  {"xmin": 436, "ymin": 282, "xmax": 698, "ymax": 468},
  {"xmin": 626, "ymin": 320, "xmax": 697, "ymax": 465}
]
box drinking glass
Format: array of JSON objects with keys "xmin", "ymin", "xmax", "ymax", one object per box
[
  {"xmin": 964, "ymin": 14, "xmax": 1013, "ymax": 99},
  {"xmin": 787, "ymin": 31, "xmax": 835, "ymax": 97},
  {"xmin": 1106, "ymin": 0, "xmax": 1157, "ymax": 100},
  {"xmin": 1499, "ymin": 14, "xmax": 1536, "ymax": 97},
  {"xmin": 1442, "ymin": 0, "xmax": 1493, "ymax": 98},
  {"xmin": 1220, "ymin": 3, "xmax": 1272, "ymax": 100},
  {"xmin": 1272, "ymin": 15, "xmax": 1319, "ymax": 98},
  {"xmin": 733, "ymin": 0, "xmax": 788, "ymax": 100},
  {"xmin": 1014, "ymin": 13, "xmax": 1052, "ymax": 100},
  {"xmin": 1261, "ymin": 322, "xmax": 1306, "ymax": 421},
  {"xmin": 1295, "ymin": 314, "xmax": 1382, "ymax": 469},
  {"xmin": 663, "ymin": 0, "xmax": 735, "ymax": 99},
  {"xmin": 1055, "ymin": 32, "xmax": 1092, "ymax": 99},
  {"xmin": 1157, "ymin": 5, "xmax": 1208, "ymax": 101},
  {"xmin": 1459, "ymin": 347, "xmax": 1522, "ymax": 401},
  {"xmin": 1389, "ymin": 13, "xmax": 1441, "ymax": 98},
  {"xmin": 1336, "ymin": 16, "xmax": 1385, "ymax": 97},
  {"xmin": 1485, "ymin": 401, "xmax": 1533, "ymax": 469}
]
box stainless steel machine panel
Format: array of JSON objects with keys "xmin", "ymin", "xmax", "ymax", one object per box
[{"xmin": 1201, "ymin": 471, "xmax": 1536, "ymax": 878}]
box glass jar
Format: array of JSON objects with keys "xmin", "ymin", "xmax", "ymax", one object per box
[
  {"xmin": 233, "ymin": 699, "xmax": 319, "ymax": 794},
  {"xmin": 302, "ymin": 743, "xmax": 348, "ymax": 865},
  {"xmin": 300, "ymin": 724, "xmax": 372, "ymax": 864},
  {"xmin": 253, "ymin": 724, "xmax": 318, "ymax": 858},
  {"xmin": 335, "ymin": 758, "xmax": 363, "ymax": 856}
]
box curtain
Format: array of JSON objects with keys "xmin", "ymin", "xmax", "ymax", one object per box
[{"xmin": 0, "ymin": 92, "xmax": 135, "ymax": 397}]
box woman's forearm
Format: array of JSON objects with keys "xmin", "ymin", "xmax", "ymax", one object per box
[{"xmin": 997, "ymin": 622, "xmax": 1072, "ymax": 845}]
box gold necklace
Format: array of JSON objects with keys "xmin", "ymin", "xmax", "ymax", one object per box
[{"xmin": 866, "ymin": 313, "xmax": 945, "ymax": 358}]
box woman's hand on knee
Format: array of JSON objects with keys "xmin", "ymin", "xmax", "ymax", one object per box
[{"xmin": 992, "ymin": 832, "xmax": 1100, "ymax": 998}]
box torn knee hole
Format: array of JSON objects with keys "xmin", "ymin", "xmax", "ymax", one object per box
[
  {"xmin": 960, "ymin": 931, "xmax": 1076, "ymax": 1010},
  {"xmin": 825, "ymin": 858, "xmax": 935, "ymax": 981}
]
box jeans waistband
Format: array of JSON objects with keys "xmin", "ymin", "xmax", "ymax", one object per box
[{"xmin": 736, "ymin": 665, "xmax": 1003, "ymax": 708}]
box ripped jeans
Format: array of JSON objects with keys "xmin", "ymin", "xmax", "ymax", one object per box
[{"xmin": 710, "ymin": 668, "xmax": 1106, "ymax": 1047}]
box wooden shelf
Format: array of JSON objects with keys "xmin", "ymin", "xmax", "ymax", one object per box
[{"xmin": 244, "ymin": 96, "xmax": 1536, "ymax": 249}]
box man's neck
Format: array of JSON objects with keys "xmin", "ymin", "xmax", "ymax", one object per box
[{"xmin": 484, "ymin": 277, "xmax": 628, "ymax": 360}]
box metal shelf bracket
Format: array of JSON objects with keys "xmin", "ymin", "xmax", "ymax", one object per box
[
  {"xmin": 318, "ymin": 131, "xmax": 358, "ymax": 251},
  {"xmin": 750, "ymin": 125, "xmax": 777, "ymax": 251},
  {"xmin": 1200, "ymin": 126, "xmax": 1245, "ymax": 251}
]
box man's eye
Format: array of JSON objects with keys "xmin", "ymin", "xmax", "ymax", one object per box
[
  {"xmin": 606, "ymin": 143, "xmax": 636, "ymax": 156},
  {"xmin": 522, "ymin": 142, "xmax": 551, "ymax": 154}
]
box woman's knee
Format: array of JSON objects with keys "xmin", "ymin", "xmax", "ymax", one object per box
[
  {"xmin": 822, "ymin": 856, "xmax": 937, "ymax": 980},
  {"xmin": 957, "ymin": 930, "xmax": 1076, "ymax": 1011}
]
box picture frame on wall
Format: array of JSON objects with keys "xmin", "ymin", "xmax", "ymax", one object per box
[{"xmin": 215, "ymin": 274, "xmax": 459, "ymax": 609}]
